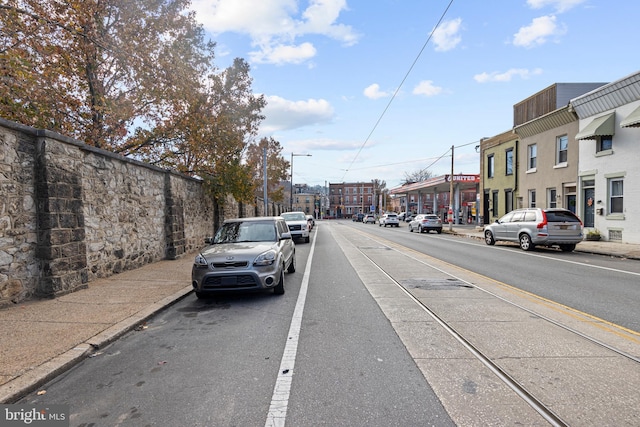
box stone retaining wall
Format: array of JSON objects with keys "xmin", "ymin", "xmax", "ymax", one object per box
[{"xmin": 0, "ymin": 118, "xmax": 282, "ymax": 306}]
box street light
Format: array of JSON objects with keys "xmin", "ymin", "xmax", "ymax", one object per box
[{"xmin": 290, "ymin": 153, "xmax": 312, "ymax": 210}]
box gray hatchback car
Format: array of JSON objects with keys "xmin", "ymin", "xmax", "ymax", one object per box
[
  {"xmin": 483, "ymin": 208, "xmax": 583, "ymax": 252},
  {"xmin": 192, "ymin": 217, "xmax": 296, "ymax": 297}
]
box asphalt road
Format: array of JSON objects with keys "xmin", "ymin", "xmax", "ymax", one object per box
[
  {"xmin": 19, "ymin": 224, "xmax": 453, "ymax": 427},
  {"xmin": 352, "ymin": 220, "xmax": 640, "ymax": 332},
  {"xmin": 17, "ymin": 220, "xmax": 639, "ymax": 426}
]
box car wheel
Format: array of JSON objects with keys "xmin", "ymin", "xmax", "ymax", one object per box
[
  {"xmin": 195, "ymin": 291, "xmax": 207, "ymax": 299},
  {"xmin": 559, "ymin": 244, "xmax": 576, "ymax": 252},
  {"xmin": 287, "ymin": 252, "xmax": 296, "ymax": 273},
  {"xmin": 519, "ymin": 233, "xmax": 534, "ymax": 251},
  {"xmin": 484, "ymin": 230, "xmax": 495, "ymax": 245},
  {"xmin": 273, "ymin": 269, "xmax": 285, "ymax": 295},
  {"xmin": 305, "ymin": 236, "xmax": 310, "ymax": 243},
  {"xmin": 409, "ymin": 225, "xmax": 413, "ymax": 232},
  {"xmin": 436, "ymin": 229, "xmax": 442, "ymax": 234},
  {"xmin": 418, "ymin": 226, "xmax": 424, "ymax": 233}
]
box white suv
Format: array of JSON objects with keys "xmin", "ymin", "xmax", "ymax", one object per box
[{"xmin": 379, "ymin": 213, "xmax": 400, "ymax": 227}]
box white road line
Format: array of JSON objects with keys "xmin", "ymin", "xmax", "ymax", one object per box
[
  {"xmin": 265, "ymin": 230, "xmax": 317, "ymax": 427},
  {"xmin": 448, "ymin": 237, "xmax": 640, "ymax": 277}
]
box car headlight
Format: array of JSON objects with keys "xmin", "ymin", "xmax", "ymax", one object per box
[
  {"xmin": 254, "ymin": 250, "xmax": 277, "ymax": 266},
  {"xmin": 194, "ymin": 254, "xmax": 208, "ymax": 267}
]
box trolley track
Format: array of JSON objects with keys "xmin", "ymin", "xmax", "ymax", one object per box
[{"xmin": 331, "ymin": 223, "xmax": 640, "ymax": 426}]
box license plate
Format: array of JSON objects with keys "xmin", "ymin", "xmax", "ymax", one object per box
[{"xmin": 221, "ymin": 276, "xmax": 237, "ymax": 286}]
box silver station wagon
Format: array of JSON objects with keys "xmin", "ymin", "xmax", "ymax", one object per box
[
  {"xmin": 483, "ymin": 208, "xmax": 583, "ymax": 252},
  {"xmin": 192, "ymin": 217, "xmax": 296, "ymax": 297}
]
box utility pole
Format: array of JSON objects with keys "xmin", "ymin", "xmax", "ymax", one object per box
[
  {"xmin": 449, "ymin": 145, "xmax": 454, "ymax": 232},
  {"xmin": 263, "ymin": 147, "xmax": 268, "ymax": 216}
]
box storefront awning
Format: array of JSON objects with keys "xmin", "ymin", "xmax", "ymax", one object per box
[
  {"xmin": 620, "ymin": 105, "xmax": 640, "ymax": 128},
  {"xmin": 575, "ymin": 112, "xmax": 615, "ymax": 140}
]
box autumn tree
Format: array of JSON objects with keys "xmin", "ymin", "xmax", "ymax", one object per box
[
  {"xmin": 1, "ymin": 1, "xmax": 267, "ymax": 206},
  {"xmin": 0, "ymin": 0, "xmax": 216, "ymax": 150},
  {"xmin": 245, "ymin": 137, "xmax": 290, "ymax": 204}
]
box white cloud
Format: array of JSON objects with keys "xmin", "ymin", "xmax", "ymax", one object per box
[
  {"xmin": 527, "ymin": 0, "xmax": 586, "ymax": 13},
  {"xmin": 249, "ymin": 42, "xmax": 317, "ymax": 65},
  {"xmin": 260, "ymin": 95, "xmax": 335, "ymax": 133},
  {"xmin": 513, "ymin": 15, "xmax": 566, "ymax": 48},
  {"xmin": 191, "ymin": 0, "xmax": 359, "ymax": 65},
  {"xmin": 412, "ymin": 80, "xmax": 443, "ymax": 97},
  {"xmin": 432, "ymin": 18, "xmax": 462, "ymax": 52},
  {"xmin": 473, "ymin": 68, "xmax": 543, "ymax": 83},
  {"xmin": 363, "ymin": 84, "xmax": 390, "ymax": 99},
  {"xmin": 291, "ymin": 138, "xmax": 366, "ymax": 152}
]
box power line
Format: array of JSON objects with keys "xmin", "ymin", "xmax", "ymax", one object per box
[{"xmin": 340, "ymin": 0, "xmax": 456, "ymax": 182}]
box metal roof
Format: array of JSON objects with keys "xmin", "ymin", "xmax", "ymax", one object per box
[{"xmin": 570, "ymin": 71, "xmax": 640, "ymax": 118}]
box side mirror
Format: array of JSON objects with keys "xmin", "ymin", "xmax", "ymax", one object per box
[
  {"xmin": 280, "ymin": 232, "xmax": 292, "ymax": 240},
  {"xmin": 204, "ymin": 237, "xmax": 214, "ymax": 244}
]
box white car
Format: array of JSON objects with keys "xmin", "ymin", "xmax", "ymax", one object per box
[
  {"xmin": 378, "ymin": 213, "xmax": 400, "ymax": 227},
  {"xmin": 281, "ymin": 211, "xmax": 310, "ymax": 243}
]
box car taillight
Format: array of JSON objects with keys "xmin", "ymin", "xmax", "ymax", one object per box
[{"xmin": 537, "ymin": 210, "xmax": 548, "ymax": 229}]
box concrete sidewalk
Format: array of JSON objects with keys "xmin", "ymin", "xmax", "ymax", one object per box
[
  {"xmin": 1, "ymin": 226, "xmax": 639, "ymax": 403},
  {"xmin": 0, "ymin": 255, "xmax": 195, "ymax": 403}
]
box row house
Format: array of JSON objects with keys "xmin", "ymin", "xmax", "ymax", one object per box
[
  {"xmin": 571, "ymin": 72, "xmax": 640, "ymax": 243},
  {"xmin": 481, "ymin": 82, "xmax": 604, "ymax": 224},
  {"xmin": 480, "ymin": 71, "xmax": 640, "ymax": 243},
  {"xmin": 329, "ymin": 182, "xmax": 375, "ymax": 218},
  {"xmin": 291, "ymin": 192, "xmax": 321, "ymax": 217}
]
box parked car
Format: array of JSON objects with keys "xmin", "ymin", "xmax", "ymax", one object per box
[
  {"xmin": 398, "ymin": 211, "xmax": 406, "ymax": 221},
  {"xmin": 405, "ymin": 213, "xmax": 416, "ymax": 223},
  {"xmin": 363, "ymin": 214, "xmax": 376, "ymax": 224},
  {"xmin": 379, "ymin": 213, "xmax": 400, "ymax": 227},
  {"xmin": 352, "ymin": 213, "xmax": 365, "ymax": 222},
  {"xmin": 191, "ymin": 216, "xmax": 295, "ymax": 297},
  {"xmin": 306, "ymin": 214, "xmax": 315, "ymax": 230},
  {"xmin": 409, "ymin": 214, "xmax": 443, "ymax": 233},
  {"xmin": 281, "ymin": 211, "xmax": 310, "ymax": 242},
  {"xmin": 483, "ymin": 208, "xmax": 583, "ymax": 252}
]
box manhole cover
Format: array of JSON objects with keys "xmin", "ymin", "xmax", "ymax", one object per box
[{"xmin": 400, "ymin": 278, "xmax": 473, "ymax": 290}]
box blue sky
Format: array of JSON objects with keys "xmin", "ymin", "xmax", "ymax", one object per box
[{"xmin": 189, "ymin": 0, "xmax": 640, "ymax": 189}]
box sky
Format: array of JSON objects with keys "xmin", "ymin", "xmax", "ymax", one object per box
[{"xmin": 189, "ymin": 0, "xmax": 640, "ymax": 190}]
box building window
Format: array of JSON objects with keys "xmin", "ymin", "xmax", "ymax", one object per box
[
  {"xmin": 487, "ymin": 154, "xmax": 495, "ymax": 178},
  {"xmin": 492, "ymin": 191, "xmax": 498, "ymax": 215},
  {"xmin": 597, "ymin": 136, "xmax": 613, "ymax": 152},
  {"xmin": 528, "ymin": 144, "xmax": 537, "ymax": 170},
  {"xmin": 505, "ymin": 149, "xmax": 513, "ymax": 175},
  {"xmin": 548, "ymin": 188, "xmax": 557, "ymax": 208},
  {"xmin": 609, "ymin": 178, "xmax": 623, "ymax": 213},
  {"xmin": 529, "ymin": 190, "xmax": 536, "ymax": 208},
  {"xmin": 556, "ymin": 135, "xmax": 568, "ymax": 165}
]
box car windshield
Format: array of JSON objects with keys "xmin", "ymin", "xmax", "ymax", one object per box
[
  {"xmin": 213, "ymin": 221, "xmax": 276, "ymax": 244},
  {"xmin": 281, "ymin": 212, "xmax": 306, "ymax": 221}
]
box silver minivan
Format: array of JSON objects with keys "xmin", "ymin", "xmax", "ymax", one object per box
[{"xmin": 484, "ymin": 208, "xmax": 583, "ymax": 252}]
